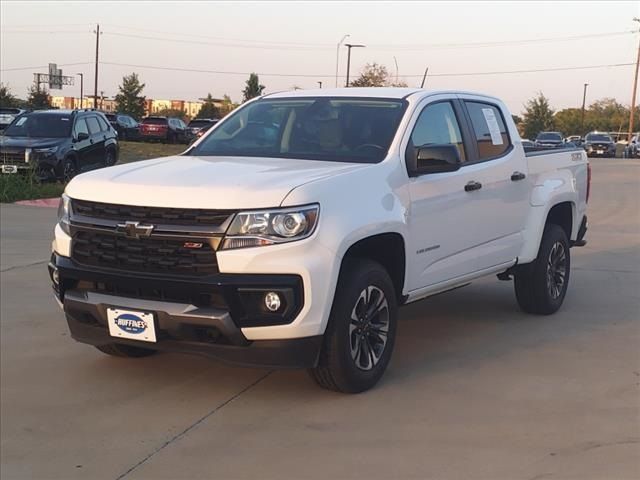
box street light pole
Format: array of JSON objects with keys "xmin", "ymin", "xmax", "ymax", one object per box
[
  {"xmin": 628, "ymin": 18, "xmax": 640, "ymax": 143},
  {"xmin": 344, "ymin": 43, "xmax": 365, "ymax": 87},
  {"xmin": 581, "ymin": 83, "xmax": 589, "ymax": 135},
  {"xmin": 76, "ymin": 73, "xmax": 84, "ymax": 109},
  {"xmin": 335, "ymin": 34, "xmax": 350, "ymax": 88}
]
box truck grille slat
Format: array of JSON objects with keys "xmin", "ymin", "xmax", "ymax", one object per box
[{"xmin": 71, "ymin": 231, "xmax": 219, "ymax": 275}]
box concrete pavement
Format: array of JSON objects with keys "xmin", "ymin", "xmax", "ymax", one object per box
[{"xmin": 1, "ymin": 158, "xmax": 639, "ymax": 479}]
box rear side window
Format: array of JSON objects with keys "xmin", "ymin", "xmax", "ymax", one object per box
[
  {"xmin": 86, "ymin": 116, "xmax": 101, "ymax": 135},
  {"xmin": 96, "ymin": 116, "xmax": 110, "ymax": 131},
  {"xmin": 464, "ymin": 102, "xmax": 510, "ymax": 160},
  {"xmin": 409, "ymin": 101, "xmax": 466, "ymax": 162},
  {"xmin": 143, "ymin": 118, "xmax": 167, "ymax": 125}
]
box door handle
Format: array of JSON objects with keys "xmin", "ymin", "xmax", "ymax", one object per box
[
  {"xmin": 464, "ymin": 181, "xmax": 482, "ymax": 192},
  {"xmin": 511, "ymin": 171, "xmax": 526, "ymax": 181},
  {"xmin": 89, "ymin": 139, "xmax": 94, "ymax": 144}
]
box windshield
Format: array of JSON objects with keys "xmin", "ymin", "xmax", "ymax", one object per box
[
  {"xmin": 537, "ymin": 132, "xmax": 562, "ymax": 141},
  {"xmin": 585, "ymin": 134, "xmax": 612, "ymax": 142},
  {"xmin": 4, "ymin": 113, "xmax": 72, "ymax": 138},
  {"xmin": 189, "ymin": 97, "xmax": 407, "ymax": 163},
  {"xmin": 142, "ymin": 117, "xmax": 167, "ymax": 125},
  {"xmin": 188, "ymin": 120, "xmax": 213, "ymax": 127}
]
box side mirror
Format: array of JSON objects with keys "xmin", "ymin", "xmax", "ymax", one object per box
[
  {"xmin": 407, "ymin": 144, "xmax": 461, "ymax": 177},
  {"xmin": 75, "ymin": 132, "xmax": 90, "ymax": 142}
]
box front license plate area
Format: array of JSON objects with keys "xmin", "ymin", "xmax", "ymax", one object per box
[
  {"xmin": 1, "ymin": 165, "xmax": 18, "ymax": 174},
  {"xmin": 107, "ymin": 308, "xmax": 157, "ymax": 343}
]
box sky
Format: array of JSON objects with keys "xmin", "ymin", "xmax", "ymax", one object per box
[{"xmin": 1, "ymin": 0, "xmax": 639, "ymax": 115}]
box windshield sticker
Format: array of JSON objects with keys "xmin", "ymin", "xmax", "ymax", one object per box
[
  {"xmin": 60, "ymin": 118, "xmax": 70, "ymax": 121},
  {"xmin": 15, "ymin": 117, "xmax": 27, "ymax": 126},
  {"xmin": 481, "ymin": 108, "xmax": 504, "ymax": 146}
]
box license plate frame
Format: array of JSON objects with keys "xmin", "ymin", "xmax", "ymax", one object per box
[{"xmin": 107, "ymin": 308, "xmax": 157, "ymax": 343}]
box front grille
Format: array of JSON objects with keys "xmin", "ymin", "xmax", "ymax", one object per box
[
  {"xmin": 72, "ymin": 199, "xmax": 233, "ymax": 227},
  {"xmin": 72, "ymin": 230, "xmax": 219, "ymax": 275},
  {"xmin": 1, "ymin": 151, "xmax": 26, "ymax": 165}
]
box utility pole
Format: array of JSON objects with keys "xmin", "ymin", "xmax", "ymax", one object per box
[
  {"xmin": 420, "ymin": 67, "xmax": 429, "ymax": 88},
  {"xmin": 317, "ymin": 81, "xmax": 322, "ymax": 89},
  {"xmin": 628, "ymin": 18, "xmax": 640, "ymax": 143},
  {"xmin": 345, "ymin": 43, "xmax": 365, "ymax": 87},
  {"xmin": 76, "ymin": 73, "xmax": 83, "ymax": 109},
  {"xmin": 393, "ymin": 56, "xmax": 399, "ymax": 84},
  {"xmin": 335, "ymin": 34, "xmax": 350, "ymax": 87},
  {"xmin": 581, "ymin": 83, "xmax": 589, "ymax": 135},
  {"xmin": 93, "ymin": 24, "xmax": 101, "ymax": 109}
]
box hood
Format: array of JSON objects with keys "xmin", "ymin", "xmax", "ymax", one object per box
[
  {"xmin": 0, "ymin": 136, "xmax": 67, "ymax": 149},
  {"xmin": 66, "ymin": 155, "xmax": 371, "ymax": 209}
]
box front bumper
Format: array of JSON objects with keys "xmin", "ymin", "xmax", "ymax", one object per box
[{"xmin": 50, "ymin": 253, "xmax": 322, "ymax": 368}]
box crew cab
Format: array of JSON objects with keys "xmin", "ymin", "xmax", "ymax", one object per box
[{"xmin": 49, "ymin": 89, "xmax": 589, "ymax": 393}]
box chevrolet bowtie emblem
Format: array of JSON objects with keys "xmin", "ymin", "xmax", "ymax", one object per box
[{"xmin": 116, "ymin": 221, "xmax": 155, "ymax": 239}]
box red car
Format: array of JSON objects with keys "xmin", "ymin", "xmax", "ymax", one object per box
[{"xmin": 139, "ymin": 116, "xmax": 188, "ymax": 143}]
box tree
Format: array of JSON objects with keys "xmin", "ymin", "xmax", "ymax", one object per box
[
  {"xmin": 242, "ymin": 73, "xmax": 265, "ymax": 102},
  {"xmin": 553, "ymin": 108, "xmax": 585, "ymax": 136},
  {"xmin": 522, "ymin": 92, "xmax": 555, "ymax": 140},
  {"xmin": 196, "ymin": 93, "xmax": 220, "ymax": 119},
  {"xmin": 219, "ymin": 94, "xmax": 236, "ymax": 116},
  {"xmin": 26, "ymin": 85, "xmax": 51, "ymax": 109},
  {"xmin": 350, "ymin": 62, "xmax": 408, "ymax": 87},
  {"xmin": 114, "ymin": 73, "xmax": 146, "ymax": 120},
  {"xmin": 0, "ymin": 83, "xmax": 19, "ymax": 108},
  {"xmin": 350, "ymin": 63, "xmax": 388, "ymax": 87}
]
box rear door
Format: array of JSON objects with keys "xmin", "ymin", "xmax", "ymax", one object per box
[{"xmin": 85, "ymin": 115, "xmax": 106, "ymax": 165}]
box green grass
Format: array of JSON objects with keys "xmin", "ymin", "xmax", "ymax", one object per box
[
  {"xmin": 118, "ymin": 141, "xmax": 186, "ymax": 164},
  {"xmin": 1, "ymin": 173, "xmax": 65, "ymax": 203}
]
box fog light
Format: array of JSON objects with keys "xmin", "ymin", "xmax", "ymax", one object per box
[
  {"xmin": 264, "ymin": 292, "xmax": 281, "ymax": 312},
  {"xmin": 51, "ymin": 268, "xmax": 60, "ymax": 286}
]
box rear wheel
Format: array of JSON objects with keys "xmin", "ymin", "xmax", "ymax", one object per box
[
  {"xmin": 309, "ymin": 259, "xmax": 397, "ymax": 393},
  {"xmin": 104, "ymin": 148, "xmax": 116, "ymax": 167},
  {"xmin": 95, "ymin": 343, "xmax": 157, "ymax": 358},
  {"xmin": 514, "ymin": 224, "xmax": 570, "ymax": 315}
]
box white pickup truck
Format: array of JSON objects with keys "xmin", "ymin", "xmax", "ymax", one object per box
[{"xmin": 50, "ymin": 88, "xmax": 589, "ymax": 393}]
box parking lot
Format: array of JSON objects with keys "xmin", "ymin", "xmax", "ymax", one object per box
[{"xmin": 0, "ymin": 158, "xmax": 638, "ymax": 480}]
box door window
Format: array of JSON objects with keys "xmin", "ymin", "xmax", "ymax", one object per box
[
  {"xmin": 86, "ymin": 116, "xmax": 101, "ymax": 135},
  {"xmin": 73, "ymin": 118, "xmax": 89, "ymax": 138},
  {"xmin": 97, "ymin": 116, "xmax": 110, "ymax": 131},
  {"xmin": 410, "ymin": 102, "xmax": 466, "ymax": 162},
  {"xmin": 464, "ymin": 102, "xmax": 511, "ymax": 160}
]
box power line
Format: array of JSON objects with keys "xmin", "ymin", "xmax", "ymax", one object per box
[
  {"xmin": 99, "ymin": 60, "xmax": 634, "ymax": 79},
  {"xmin": 1, "ymin": 30, "xmax": 89, "ymax": 34},
  {"xmin": 0, "ymin": 62, "xmax": 91, "ymax": 72}
]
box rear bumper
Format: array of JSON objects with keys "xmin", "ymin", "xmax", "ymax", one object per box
[{"xmin": 50, "ymin": 254, "xmax": 322, "ymax": 368}]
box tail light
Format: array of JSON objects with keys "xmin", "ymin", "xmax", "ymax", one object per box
[{"xmin": 586, "ymin": 162, "xmax": 592, "ymax": 203}]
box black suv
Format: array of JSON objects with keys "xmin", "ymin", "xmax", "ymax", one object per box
[
  {"xmin": 0, "ymin": 109, "xmax": 119, "ymax": 181},
  {"xmin": 104, "ymin": 113, "xmax": 140, "ymax": 141},
  {"xmin": 534, "ymin": 131, "xmax": 565, "ymax": 149},
  {"xmin": 583, "ymin": 132, "xmax": 616, "ymax": 158}
]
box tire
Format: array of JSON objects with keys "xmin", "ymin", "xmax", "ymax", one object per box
[
  {"xmin": 60, "ymin": 156, "xmax": 77, "ymax": 182},
  {"xmin": 308, "ymin": 259, "xmax": 398, "ymax": 393},
  {"xmin": 104, "ymin": 148, "xmax": 116, "ymax": 167},
  {"xmin": 514, "ymin": 224, "xmax": 570, "ymax": 315},
  {"xmin": 95, "ymin": 343, "xmax": 157, "ymax": 358}
]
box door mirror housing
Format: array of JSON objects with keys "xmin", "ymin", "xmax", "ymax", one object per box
[
  {"xmin": 407, "ymin": 144, "xmax": 462, "ymax": 177},
  {"xmin": 75, "ymin": 132, "xmax": 90, "ymax": 142}
]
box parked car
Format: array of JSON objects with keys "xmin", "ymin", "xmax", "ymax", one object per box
[
  {"xmin": 139, "ymin": 116, "xmax": 188, "ymax": 143},
  {"xmin": 534, "ymin": 131, "xmax": 565, "ymax": 148},
  {"xmin": 104, "ymin": 113, "xmax": 140, "ymax": 141},
  {"xmin": 0, "ymin": 107, "xmax": 26, "ymax": 131},
  {"xmin": 187, "ymin": 118, "xmax": 219, "ymax": 140},
  {"xmin": 625, "ymin": 135, "xmax": 640, "ymax": 158},
  {"xmin": 583, "ymin": 132, "xmax": 616, "ymax": 158},
  {"xmin": 0, "ymin": 109, "xmax": 118, "ymax": 181},
  {"xmin": 521, "ymin": 139, "xmax": 535, "ymax": 149},
  {"xmin": 50, "ymin": 89, "xmax": 589, "ymax": 393},
  {"xmin": 565, "ymin": 135, "xmax": 583, "ymax": 147}
]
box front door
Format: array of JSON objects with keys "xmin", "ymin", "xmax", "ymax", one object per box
[
  {"xmin": 85, "ymin": 115, "xmax": 106, "ymax": 166},
  {"xmin": 72, "ymin": 118, "xmax": 93, "ymax": 169}
]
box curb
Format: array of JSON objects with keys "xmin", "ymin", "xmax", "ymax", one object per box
[{"xmin": 14, "ymin": 198, "xmax": 60, "ymax": 208}]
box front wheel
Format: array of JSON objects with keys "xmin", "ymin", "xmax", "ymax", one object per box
[
  {"xmin": 60, "ymin": 157, "xmax": 77, "ymax": 182},
  {"xmin": 514, "ymin": 224, "xmax": 571, "ymax": 315},
  {"xmin": 309, "ymin": 259, "xmax": 398, "ymax": 393}
]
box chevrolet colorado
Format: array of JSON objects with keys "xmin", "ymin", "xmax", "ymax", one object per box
[{"xmin": 50, "ymin": 88, "xmax": 589, "ymax": 393}]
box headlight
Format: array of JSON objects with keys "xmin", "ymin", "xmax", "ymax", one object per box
[
  {"xmin": 57, "ymin": 193, "xmax": 71, "ymax": 235},
  {"xmin": 35, "ymin": 146, "xmax": 59, "ymax": 156},
  {"xmin": 220, "ymin": 204, "xmax": 319, "ymax": 250}
]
